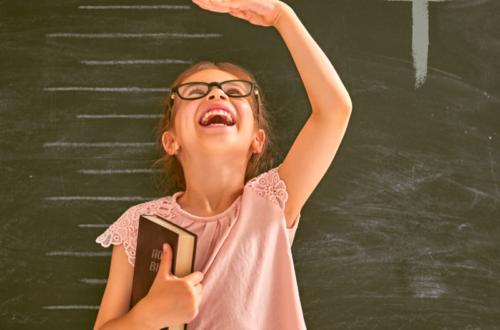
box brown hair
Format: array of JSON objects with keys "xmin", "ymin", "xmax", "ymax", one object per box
[{"xmin": 150, "ymin": 61, "xmax": 278, "ymax": 197}]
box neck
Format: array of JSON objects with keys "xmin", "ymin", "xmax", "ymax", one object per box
[{"xmin": 175, "ymin": 150, "xmax": 251, "ymax": 217}]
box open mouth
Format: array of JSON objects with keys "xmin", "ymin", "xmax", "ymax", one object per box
[{"xmin": 199, "ymin": 109, "xmax": 236, "ymax": 127}]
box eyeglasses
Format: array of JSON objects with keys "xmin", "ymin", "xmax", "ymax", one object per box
[{"xmin": 168, "ymin": 80, "xmax": 260, "ymax": 121}]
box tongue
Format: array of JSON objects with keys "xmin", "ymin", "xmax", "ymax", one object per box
[{"xmin": 207, "ymin": 115, "xmax": 227, "ymax": 125}]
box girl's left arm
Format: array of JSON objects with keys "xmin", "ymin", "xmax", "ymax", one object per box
[{"xmin": 193, "ymin": 0, "xmax": 353, "ymax": 228}]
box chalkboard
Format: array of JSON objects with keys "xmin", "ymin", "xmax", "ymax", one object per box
[{"xmin": 1, "ymin": 0, "xmax": 499, "ymax": 329}]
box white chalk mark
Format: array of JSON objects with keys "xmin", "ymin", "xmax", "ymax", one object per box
[
  {"xmin": 79, "ymin": 224, "xmax": 110, "ymax": 227},
  {"xmin": 77, "ymin": 114, "xmax": 163, "ymax": 118},
  {"xmin": 411, "ymin": 271, "xmax": 446, "ymax": 299},
  {"xmin": 458, "ymin": 223, "xmax": 472, "ymax": 230},
  {"xmin": 80, "ymin": 279, "xmax": 107, "ymax": 284},
  {"xmin": 456, "ymin": 264, "xmax": 476, "ymax": 269},
  {"xmin": 78, "ymin": 169, "xmax": 159, "ymax": 174},
  {"xmin": 43, "ymin": 142, "xmax": 155, "ymax": 147},
  {"xmin": 46, "ymin": 33, "xmax": 222, "ymax": 38},
  {"xmin": 44, "ymin": 87, "xmax": 168, "ymax": 92},
  {"xmin": 446, "ymin": 177, "xmax": 500, "ymax": 202},
  {"xmin": 80, "ymin": 59, "xmax": 190, "ymax": 65},
  {"xmin": 344, "ymin": 49, "xmax": 462, "ymax": 81},
  {"xmin": 384, "ymin": 0, "xmax": 453, "ymax": 88},
  {"xmin": 446, "ymin": 0, "xmax": 490, "ymax": 9},
  {"xmin": 412, "ymin": 0, "xmax": 430, "ymax": 88},
  {"xmin": 79, "ymin": 5, "xmax": 190, "ymax": 10},
  {"xmin": 43, "ymin": 305, "xmax": 100, "ymax": 309},
  {"xmin": 428, "ymin": 66, "xmax": 462, "ymax": 80},
  {"xmin": 46, "ymin": 251, "xmax": 112, "ymax": 256},
  {"xmin": 45, "ymin": 196, "xmax": 156, "ymax": 201}
]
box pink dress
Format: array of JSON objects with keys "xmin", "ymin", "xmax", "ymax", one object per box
[{"xmin": 96, "ymin": 164, "xmax": 306, "ymax": 330}]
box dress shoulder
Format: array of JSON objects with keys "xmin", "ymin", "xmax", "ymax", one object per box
[
  {"xmin": 95, "ymin": 196, "xmax": 178, "ymax": 267},
  {"xmin": 246, "ymin": 163, "xmax": 288, "ymax": 210}
]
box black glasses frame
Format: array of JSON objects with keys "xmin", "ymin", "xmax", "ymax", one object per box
[{"xmin": 168, "ymin": 80, "xmax": 260, "ymax": 121}]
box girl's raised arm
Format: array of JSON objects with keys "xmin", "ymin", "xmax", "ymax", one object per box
[{"xmin": 193, "ymin": 0, "xmax": 353, "ymax": 228}]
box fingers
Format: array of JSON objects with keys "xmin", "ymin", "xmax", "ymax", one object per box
[
  {"xmin": 228, "ymin": 10, "xmax": 248, "ymax": 20},
  {"xmin": 157, "ymin": 243, "xmax": 173, "ymax": 278},
  {"xmin": 184, "ymin": 271, "xmax": 204, "ymax": 285},
  {"xmin": 194, "ymin": 283, "xmax": 203, "ymax": 303},
  {"xmin": 193, "ymin": 0, "xmax": 251, "ymax": 13},
  {"xmin": 211, "ymin": 0, "xmax": 254, "ymax": 11},
  {"xmin": 195, "ymin": 3, "xmax": 231, "ymax": 13},
  {"xmin": 192, "ymin": 0, "xmax": 230, "ymax": 13}
]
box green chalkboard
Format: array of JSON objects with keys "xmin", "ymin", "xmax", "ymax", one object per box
[{"xmin": 1, "ymin": 0, "xmax": 499, "ymax": 329}]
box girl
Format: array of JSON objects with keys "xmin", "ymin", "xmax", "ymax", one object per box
[{"xmin": 94, "ymin": 0, "xmax": 352, "ymax": 329}]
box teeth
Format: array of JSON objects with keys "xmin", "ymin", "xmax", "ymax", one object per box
[{"xmin": 201, "ymin": 109, "xmax": 234, "ymax": 126}]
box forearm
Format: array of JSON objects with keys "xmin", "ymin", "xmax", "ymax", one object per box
[
  {"xmin": 274, "ymin": 3, "xmax": 352, "ymax": 116},
  {"xmin": 98, "ymin": 301, "xmax": 156, "ymax": 330}
]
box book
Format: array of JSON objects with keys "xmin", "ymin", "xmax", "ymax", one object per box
[{"xmin": 130, "ymin": 214, "xmax": 198, "ymax": 330}]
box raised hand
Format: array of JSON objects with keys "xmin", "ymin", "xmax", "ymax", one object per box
[
  {"xmin": 192, "ymin": 0, "xmax": 288, "ymax": 27},
  {"xmin": 138, "ymin": 243, "xmax": 204, "ymax": 329}
]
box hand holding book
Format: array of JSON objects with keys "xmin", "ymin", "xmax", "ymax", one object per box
[{"xmin": 135, "ymin": 243, "xmax": 204, "ymax": 329}]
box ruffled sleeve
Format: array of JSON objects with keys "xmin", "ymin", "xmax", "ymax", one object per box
[
  {"xmin": 95, "ymin": 205, "xmax": 141, "ymax": 267},
  {"xmin": 96, "ymin": 197, "xmax": 181, "ymax": 267},
  {"xmin": 246, "ymin": 163, "xmax": 302, "ymax": 246}
]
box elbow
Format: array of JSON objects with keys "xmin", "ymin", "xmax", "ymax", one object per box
[
  {"xmin": 339, "ymin": 101, "xmax": 352, "ymax": 117},
  {"xmin": 344, "ymin": 104, "xmax": 352, "ymax": 115},
  {"xmin": 341, "ymin": 89, "xmax": 353, "ymax": 113},
  {"xmin": 343, "ymin": 96, "xmax": 353, "ymax": 114}
]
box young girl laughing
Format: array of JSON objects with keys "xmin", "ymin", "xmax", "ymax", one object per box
[{"xmin": 94, "ymin": 1, "xmax": 352, "ymax": 329}]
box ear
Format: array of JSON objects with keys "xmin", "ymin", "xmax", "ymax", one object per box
[
  {"xmin": 162, "ymin": 131, "xmax": 177, "ymax": 155},
  {"xmin": 252, "ymin": 129, "xmax": 266, "ymax": 153}
]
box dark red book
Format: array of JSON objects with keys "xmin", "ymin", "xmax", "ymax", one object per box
[{"xmin": 130, "ymin": 214, "xmax": 198, "ymax": 330}]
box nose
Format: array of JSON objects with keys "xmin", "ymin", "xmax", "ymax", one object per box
[{"xmin": 206, "ymin": 86, "xmax": 228, "ymax": 101}]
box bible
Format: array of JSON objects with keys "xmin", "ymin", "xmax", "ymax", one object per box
[{"xmin": 130, "ymin": 214, "xmax": 198, "ymax": 330}]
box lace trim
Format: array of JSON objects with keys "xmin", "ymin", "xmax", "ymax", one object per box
[
  {"xmin": 246, "ymin": 164, "xmax": 288, "ymax": 210},
  {"xmin": 95, "ymin": 197, "xmax": 179, "ymax": 267}
]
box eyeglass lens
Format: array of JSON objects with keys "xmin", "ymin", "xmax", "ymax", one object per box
[{"xmin": 178, "ymin": 81, "xmax": 252, "ymax": 99}]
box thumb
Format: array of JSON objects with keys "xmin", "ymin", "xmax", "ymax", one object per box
[{"xmin": 157, "ymin": 243, "xmax": 174, "ymax": 278}]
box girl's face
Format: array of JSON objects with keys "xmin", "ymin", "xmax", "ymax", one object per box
[{"xmin": 163, "ymin": 69, "xmax": 264, "ymax": 161}]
